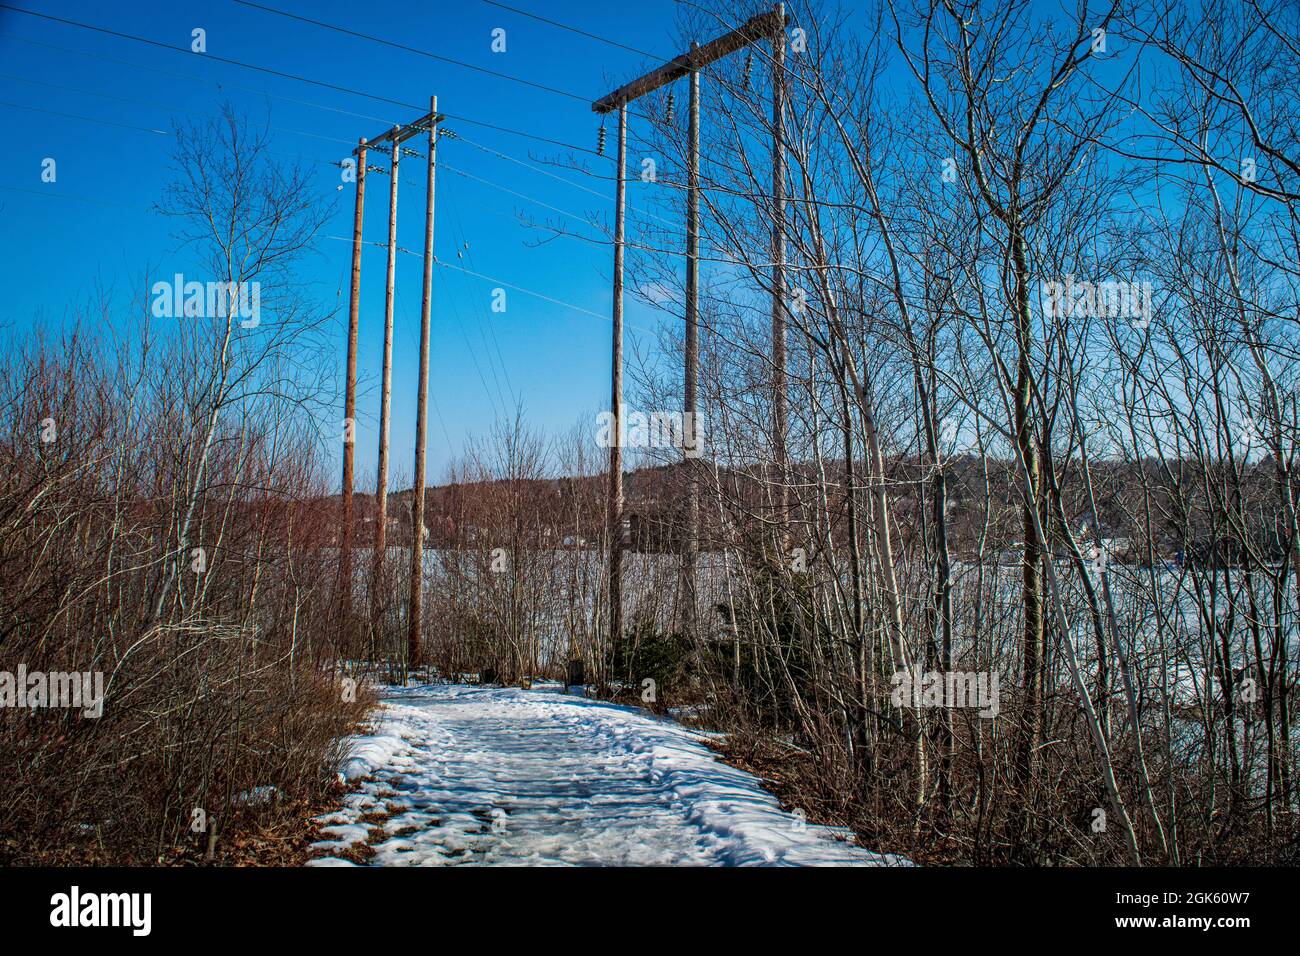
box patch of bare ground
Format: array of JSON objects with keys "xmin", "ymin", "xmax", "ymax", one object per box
[
  {"xmin": 3, "ymin": 786, "xmax": 351, "ymax": 867},
  {"xmin": 3, "ymin": 764, "xmax": 407, "ymax": 867},
  {"xmin": 299, "ymin": 788, "xmax": 418, "ymax": 866}
]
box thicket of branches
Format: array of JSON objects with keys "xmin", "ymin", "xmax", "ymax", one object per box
[
  {"xmin": 414, "ymin": 0, "xmax": 1300, "ymax": 865},
  {"xmin": 0, "ymin": 110, "xmax": 368, "ymax": 864},
  {"xmin": 8, "ymin": 0, "xmax": 1298, "ymax": 870}
]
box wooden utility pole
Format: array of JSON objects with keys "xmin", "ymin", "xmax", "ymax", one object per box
[
  {"xmin": 341, "ymin": 136, "xmax": 367, "ymax": 627},
  {"xmin": 771, "ymin": 4, "xmax": 789, "ymax": 547},
  {"xmin": 408, "ymin": 96, "xmax": 440, "ymax": 673},
  {"xmin": 682, "ymin": 46, "xmax": 701, "ymax": 634},
  {"xmin": 594, "ymin": 7, "xmax": 784, "ymax": 647},
  {"xmin": 370, "ymin": 126, "xmax": 400, "ymax": 644},
  {"xmin": 336, "ymin": 106, "xmax": 441, "ymax": 662},
  {"xmin": 607, "ymin": 103, "xmax": 628, "ymax": 677}
]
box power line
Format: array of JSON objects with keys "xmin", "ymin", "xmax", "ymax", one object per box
[
  {"xmin": 1, "ymin": 88, "xmax": 770, "ymax": 272},
  {"xmin": 479, "ymin": 0, "xmax": 666, "ymax": 60},
  {"xmin": 233, "ymin": 0, "xmax": 662, "ymax": 129},
  {"xmin": 0, "ymin": 3, "xmax": 603, "ymax": 157},
  {"xmin": 400, "ymin": 196, "xmax": 509, "ymax": 419},
  {"xmin": 450, "ymin": 131, "xmax": 681, "ymax": 232},
  {"xmin": 0, "ymin": 4, "xmax": 415, "ymax": 106},
  {"xmin": 453, "ymin": 133, "xmax": 613, "ymax": 202},
  {"xmin": 445, "ymin": 135, "xmax": 775, "ymax": 268},
  {"xmin": 444, "ymin": 285, "xmax": 506, "ymax": 421},
  {"xmin": 0, "ymin": 72, "xmax": 360, "ymax": 148},
  {"xmin": 449, "ymin": 200, "xmax": 517, "ymax": 410},
  {"xmin": 7, "ymin": 135, "xmax": 779, "ymax": 275},
  {"xmin": 2, "ymin": 5, "xmax": 672, "ymax": 341},
  {"xmin": 438, "ymin": 257, "xmax": 636, "ymax": 327},
  {"xmin": 232, "ymin": 0, "xmax": 596, "ymax": 107},
  {"xmin": 324, "ymin": 234, "xmax": 630, "ymax": 326},
  {"xmin": 108, "ymin": 91, "xmax": 683, "ymax": 259},
  {"xmin": 0, "ymin": 94, "xmax": 366, "ymax": 185},
  {"xmin": 0, "ymin": 32, "xmax": 397, "ymax": 127},
  {"xmin": 0, "ymin": 183, "xmax": 151, "ymax": 212},
  {"xmin": 0, "ymin": 98, "xmax": 168, "ymax": 135},
  {"xmin": 442, "ymin": 161, "xmax": 598, "ymax": 226},
  {"xmin": 5, "ymin": 25, "xmax": 863, "ymax": 214},
  {"xmin": 440, "ymin": 157, "xmax": 768, "ymax": 268},
  {"xmin": 440, "ymin": 110, "xmax": 600, "ymax": 157}
]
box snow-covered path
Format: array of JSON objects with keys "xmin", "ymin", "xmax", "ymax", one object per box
[{"xmin": 308, "ymin": 683, "xmax": 906, "ymax": 867}]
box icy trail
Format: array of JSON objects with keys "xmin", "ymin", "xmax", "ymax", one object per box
[{"xmin": 308, "ymin": 683, "xmax": 907, "ymax": 867}]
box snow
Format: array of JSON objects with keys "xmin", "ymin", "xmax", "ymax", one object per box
[
  {"xmin": 307, "ymin": 682, "xmax": 908, "ymax": 867},
  {"xmin": 339, "ymin": 730, "xmax": 408, "ymax": 782}
]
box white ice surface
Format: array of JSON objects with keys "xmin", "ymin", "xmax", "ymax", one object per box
[{"xmin": 307, "ymin": 682, "xmax": 908, "ymax": 867}]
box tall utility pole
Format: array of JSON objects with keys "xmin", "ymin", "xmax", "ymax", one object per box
[
  {"xmin": 594, "ymin": 6, "xmax": 787, "ymax": 643},
  {"xmin": 408, "ymin": 96, "xmax": 442, "ymax": 673},
  {"xmin": 607, "ymin": 103, "xmax": 628, "ymax": 677},
  {"xmin": 341, "ymin": 135, "xmax": 367, "ymax": 628},
  {"xmin": 682, "ymin": 46, "xmax": 700, "ymax": 634},
  {"xmin": 370, "ymin": 125, "xmax": 400, "ymax": 643},
  {"xmin": 771, "ymin": 3, "xmax": 789, "ymax": 548},
  {"xmin": 338, "ymin": 107, "xmax": 439, "ymax": 650}
]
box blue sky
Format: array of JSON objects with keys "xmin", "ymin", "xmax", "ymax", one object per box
[{"xmin": 0, "ymin": 0, "xmax": 692, "ymax": 488}]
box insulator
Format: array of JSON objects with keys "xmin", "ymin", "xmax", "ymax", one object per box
[
  {"xmin": 665, "ymin": 90, "xmax": 675, "ymax": 124},
  {"xmin": 597, "ymin": 124, "xmax": 607, "ymax": 155},
  {"xmin": 743, "ymin": 50, "xmax": 753, "ymax": 90}
]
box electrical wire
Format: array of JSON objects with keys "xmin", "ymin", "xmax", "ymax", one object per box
[
  {"xmin": 233, "ymin": 0, "xmax": 597, "ymax": 107},
  {"xmin": 0, "ymin": 31, "xmax": 398, "ymax": 126},
  {"xmin": 324, "ymin": 234, "xmax": 636, "ymax": 326},
  {"xmin": 478, "ymin": 0, "xmax": 666, "ymax": 60},
  {"xmin": 0, "ymin": 3, "xmax": 604, "ymax": 156},
  {"xmin": 0, "ymin": 71, "xmax": 360, "ymax": 148},
  {"xmin": 0, "ymin": 98, "xmax": 168, "ymax": 135}
]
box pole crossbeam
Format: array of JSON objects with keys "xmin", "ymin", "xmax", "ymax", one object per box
[
  {"xmin": 592, "ymin": 9, "xmax": 784, "ymax": 113},
  {"xmin": 353, "ymin": 110, "xmax": 444, "ymax": 153}
]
